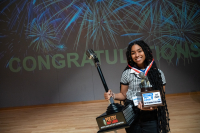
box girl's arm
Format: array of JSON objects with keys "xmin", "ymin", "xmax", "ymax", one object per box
[{"xmin": 104, "ymin": 84, "xmax": 128, "ymax": 101}]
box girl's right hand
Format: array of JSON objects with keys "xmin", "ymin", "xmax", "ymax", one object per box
[{"xmin": 104, "ymin": 90, "xmax": 113, "ymax": 100}]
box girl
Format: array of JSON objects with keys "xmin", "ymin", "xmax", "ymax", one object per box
[{"xmin": 104, "ymin": 40, "xmax": 170, "ymax": 133}]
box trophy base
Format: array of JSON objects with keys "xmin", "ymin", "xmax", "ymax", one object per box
[{"xmin": 96, "ymin": 103, "xmax": 135, "ymax": 133}]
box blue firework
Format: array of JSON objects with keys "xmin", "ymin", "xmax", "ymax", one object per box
[
  {"xmin": 56, "ymin": 44, "xmax": 67, "ymax": 51},
  {"xmin": 157, "ymin": 1, "xmax": 200, "ymax": 47},
  {"xmin": 121, "ymin": 0, "xmax": 180, "ymax": 43},
  {"xmin": 26, "ymin": 19, "xmax": 59, "ymax": 52},
  {"xmin": 0, "ymin": 0, "xmax": 38, "ymax": 34},
  {"xmin": 158, "ymin": 1, "xmax": 200, "ymax": 64},
  {"xmin": 39, "ymin": 0, "xmax": 143, "ymax": 50},
  {"xmin": 121, "ymin": 7, "xmax": 165, "ymax": 46},
  {"xmin": 164, "ymin": 1, "xmax": 200, "ymax": 43},
  {"xmin": 121, "ymin": 0, "xmax": 200, "ymax": 65},
  {"xmin": 140, "ymin": 0, "xmax": 179, "ymax": 17}
]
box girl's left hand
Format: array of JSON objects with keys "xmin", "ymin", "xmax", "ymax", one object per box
[{"xmin": 137, "ymin": 102, "xmax": 157, "ymax": 111}]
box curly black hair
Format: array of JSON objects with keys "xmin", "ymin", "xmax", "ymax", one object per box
[{"xmin": 126, "ymin": 40, "xmax": 170, "ymax": 133}]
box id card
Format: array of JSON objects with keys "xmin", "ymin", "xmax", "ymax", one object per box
[
  {"xmin": 132, "ymin": 96, "xmax": 142, "ymax": 106},
  {"xmin": 142, "ymin": 92, "xmax": 162, "ymax": 106}
]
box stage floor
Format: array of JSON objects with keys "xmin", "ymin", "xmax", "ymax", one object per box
[{"xmin": 0, "ymin": 92, "xmax": 200, "ymax": 133}]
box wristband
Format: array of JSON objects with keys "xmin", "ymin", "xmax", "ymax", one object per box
[{"xmin": 112, "ymin": 92, "xmax": 115, "ymax": 100}]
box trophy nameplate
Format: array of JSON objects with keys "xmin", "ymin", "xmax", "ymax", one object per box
[
  {"xmin": 141, "ymin": 90, "xmax": 163, "ymax": 107},
  {"xmin": 138, "ymin": 71, "xmax": 163, "ymax": 108}
]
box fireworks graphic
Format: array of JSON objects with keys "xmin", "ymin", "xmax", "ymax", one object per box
[
  {"xmin": 164, "ymin": 1, "xmax": 200, "ymax": 43},
  {"xmin": 0, "ymin": 0, "xmax": 200, "ymax": 68},
  {"xmin": 121, "ymin": 0, "xmax": 182, "ymax": 44},
  {"xmin": 38, "ymin": 0, "xmax": 143, "ymax": 50},
  {"xmin": 26, "ymin": 19, "xmax": 59, "ymax": 52},
  {"xmin": 121, "ymin": 0, "xmax": 200, "ymax": 64},
  {"xmin": 162, "ymin": 1, "xmax": 200, "ymax": 64}
]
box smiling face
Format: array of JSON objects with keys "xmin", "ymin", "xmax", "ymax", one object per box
[{"xmin": 131, "ymin": 44, "xmax": 146, "ymax": 69}]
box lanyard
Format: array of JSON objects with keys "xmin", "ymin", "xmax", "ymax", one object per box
[{"xmin": 128, "ymin": 59, "xmax": 154, "ymax": 76}]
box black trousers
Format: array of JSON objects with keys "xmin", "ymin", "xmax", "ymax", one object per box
[
  {"xmin": 125, "ymin": 118, "xmax": 158, "ymax": 133},
  {"xmin": 125, "ymin": 100, "xmax": 158, "ymax": 133}
]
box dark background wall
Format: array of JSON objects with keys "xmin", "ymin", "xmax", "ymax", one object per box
[{"xmin": 0, "ymin": 0, "xmax": 200, "ymax": 108}]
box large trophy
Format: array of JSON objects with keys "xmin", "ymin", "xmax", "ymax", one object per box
[
  {"xmin": 139, "ymin": 71, "xmax": 163, "ymax": 108},
  {"xmin": 86, "ymin": 49, "xmax": 136, "ymax": 133}
]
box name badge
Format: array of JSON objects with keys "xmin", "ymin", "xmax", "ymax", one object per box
[
  {"xmin": 142, "ymin": 92, "xmax": 162, "ymax": 106},
  {"xmin": 132, "ymin": 96, "xmax": 142, "ymax": 106}
]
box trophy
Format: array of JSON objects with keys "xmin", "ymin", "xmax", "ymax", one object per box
[
  {"xmin": 86, "ymin": 49, "xmax": 136, "ymax": 133},
  {"xmin": 139, "ymin": 72, "xmax": 163, "ymax": 108}
]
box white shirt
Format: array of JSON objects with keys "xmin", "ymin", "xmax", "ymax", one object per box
[{"xmin": 120, "ymin": 69, "xmax": 166, "ymax": 100}]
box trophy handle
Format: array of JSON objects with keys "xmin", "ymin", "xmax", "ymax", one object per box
[{"xmin": 86, "ymin": 49, "xmax": 114, "ymax": 104}]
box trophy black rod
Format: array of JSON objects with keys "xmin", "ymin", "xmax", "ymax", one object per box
[
  {"xmin": 96, "ymin": 65, "xmax": 115, "ymax": 104},
  {"xmin": 96, "ymin": 65, "xmax": 109, "ymax": 92}
]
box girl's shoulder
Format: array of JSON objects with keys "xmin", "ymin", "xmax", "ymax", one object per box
[{"xmin": 122, "ymin": 66, "xmax": 131, "ymax": 74}]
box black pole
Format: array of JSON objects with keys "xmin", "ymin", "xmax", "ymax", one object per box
[
  {"xmin": 96, "ymin": 65, "xmax": 109, "ymax": 92},
  {"xmin": 86, "ymin": 49, "xmax": 115, "ymax": 103},
  {"xmin": 96, "ymin": 64, "xmax": 114, "ymax": 103}
]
